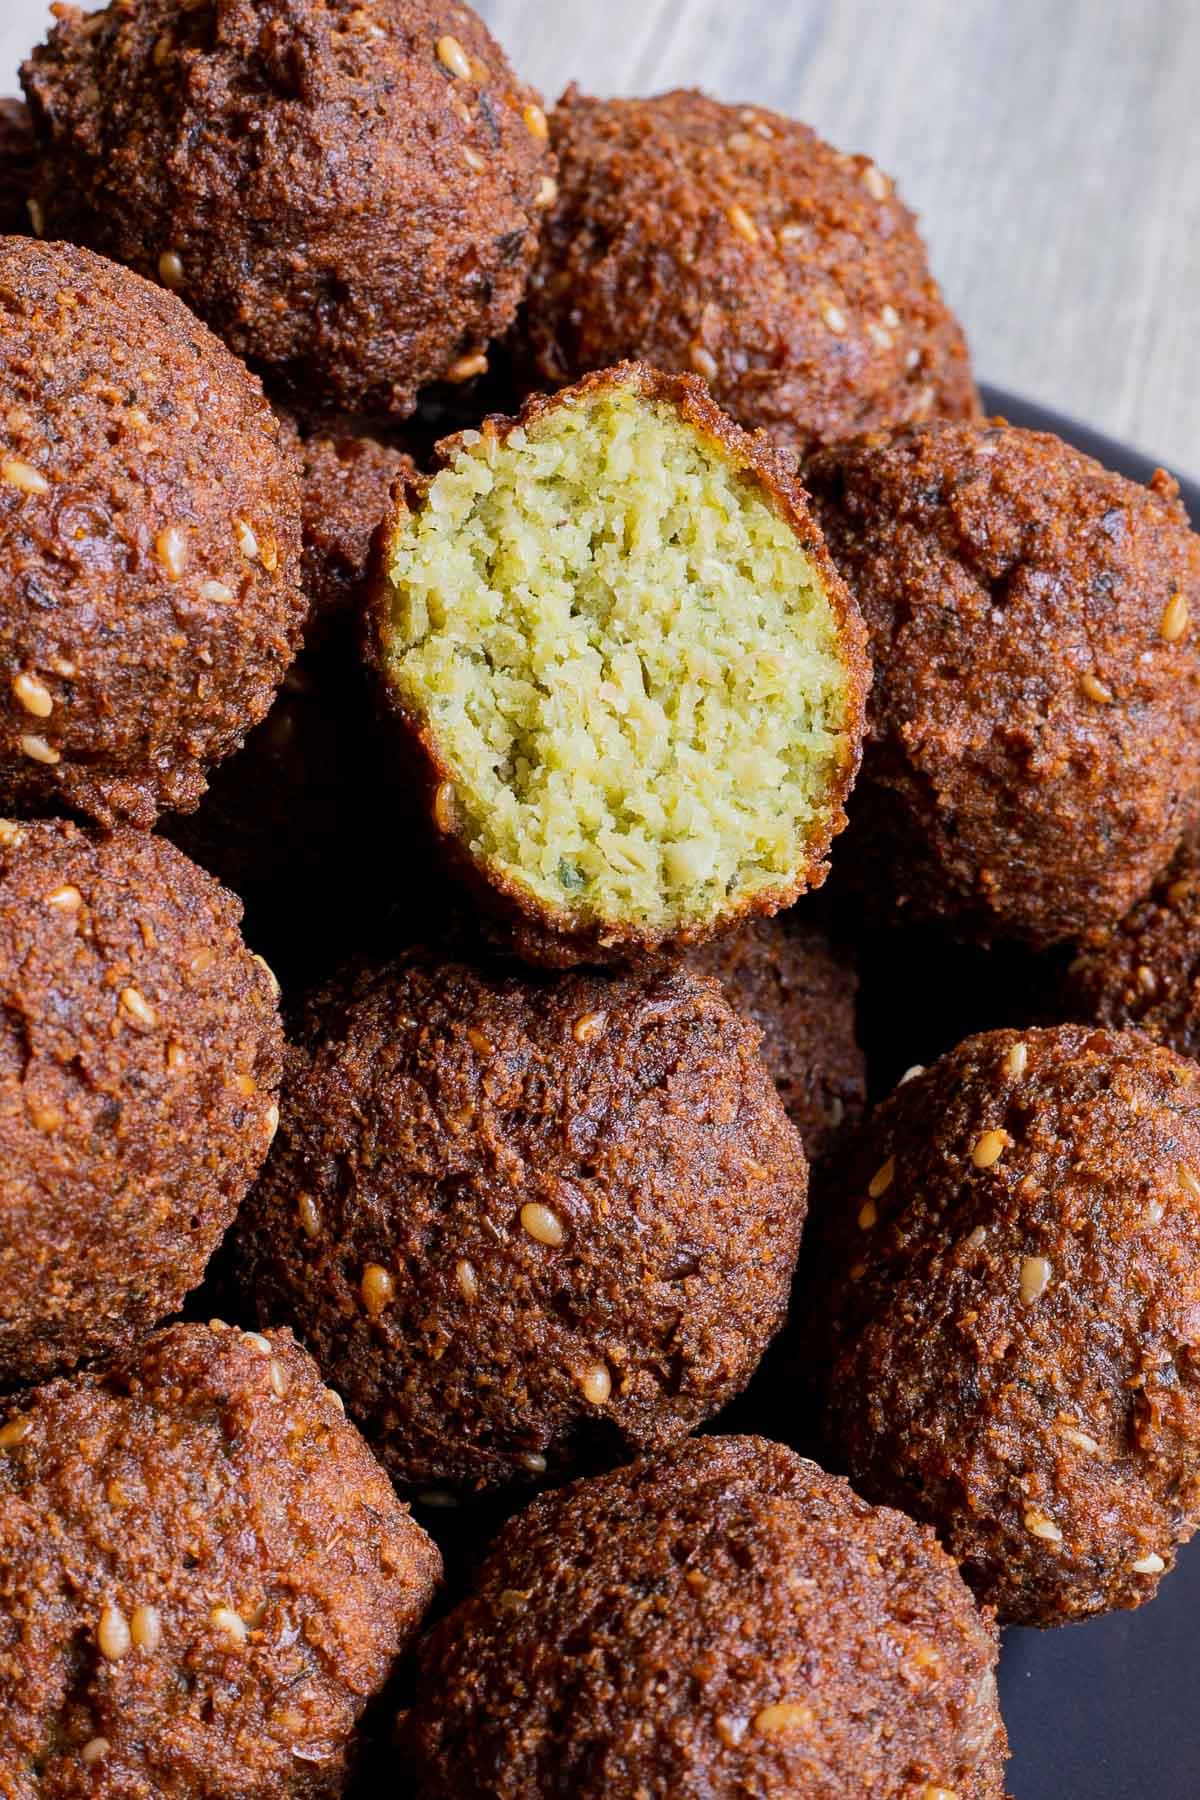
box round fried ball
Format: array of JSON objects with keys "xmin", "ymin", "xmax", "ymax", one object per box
[
  {"xmin": 371, "ymin": 362, "xmax": 868, "ymax": 966},
  {"xmin": 685, "ymin": 914, "xmax": 865, "ymax": 1162},
  {"xmin": 400, "ymin": 1434, "xmax": 1008, "ymax": 1799},
  {"xmin": 514, "ymin": 87, "xmax": 978, "ymax": 453},
  {"xmin": 22, "ymin": 0, "xmax": 554, "ymax": 417},
  {"xmin": 0, "ymin": 1321, "xmax": 441, "ymax": 1794},
  {"xmin": 231, "ymin": 953, "xmax": 808, "ymax": 1492},
  {"xmin": 0, "ymin": 819, "xmax": 283, "ymax": 1388},
  {"xmin": 0, "ymin": 237, "xmax": 304, "ymax": 828},
  {"xmin": 808, "ymin": 1024, "xmax": 1200, "ymax": 1625},
  {"xmin": 806, "ymin": 421, "xmax": 1200, "ymax": 947},
  {"xmin": 0, "ymin": 98, "xmax": 35, "ymax": 234}
]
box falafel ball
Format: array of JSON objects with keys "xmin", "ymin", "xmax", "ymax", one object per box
[
  {"xmin": 22, "ymin": 0, "xmax": 555, "ymax": 418},
  {"xmin": 1061, "ymin": 833, "xmax": 1200, "ymax": 1057},
  {"xmin": 685, "ymin": 914, "xmax": 865, "ymax": 1162},
  {"xmin": 0, "ymin": 99, "xmax": 35, "ymax": 234},
  {"xmin": 371, "ymin": 362, "xmax": 868, "ymax": 966},
  {"xmin": 513, "ymin": 87, "xmax": 978, "ymax": 454},
  {"xmin": 231, "ymin": 952, "xmax": 808, "ymax": 1492},
  {"xmin": 807, "ymin": 1024, "xmax": 1200, "ymax": 1625},
  {"xmin": 0, "ymin": 1321, "xmax": 441, "ymax": 1794},
  {"xmin": 400, "ymin": 1434, "xmax": 1008, "ymax": 1799},
  {"xmin": 806, "ymin": 421, "xmax": 1200, "ymax": 947},
  {"xmin": 0, "ymin": 819, "xmax": 283, "ymax": 1388},
  {"xmin": 0, "ymin": 237, "xmax": 305, "ymax": 829}
]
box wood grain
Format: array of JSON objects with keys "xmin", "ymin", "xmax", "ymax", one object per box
[{"xmin": 3, "ymin": 0, "xmax": 1196, "ymax": 480}]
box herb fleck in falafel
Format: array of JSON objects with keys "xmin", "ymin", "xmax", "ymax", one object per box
[
  {"xmin": 0, "ymin": 820, "xmax": 282, "ymax": 1388},
  {"xmin": 372, "ymin": 362, "xmax": 867, "ymax": 965},
  {"xmin": 231, "ymin": 953, "xmax": 808, "ymax": 1492},
  {"xmin": 0, "ymin": 1322, "xmax": 441, "ymax": 1795},
  {"xmin": 401, "ymin": 1434, "xmax": 1008, "ymax": 1798}
]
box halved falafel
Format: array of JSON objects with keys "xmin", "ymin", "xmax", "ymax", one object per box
[
  {"xmin": 22, "ymin": 0, "xmax": 554, "ymax": 416},
  {"xmin": 806, "ymin": 1024, "xmax": 1200, "ymax": 1625},
  {"xmin": 0, "ymin": 1321, "xmax": 441, "ymax": 1795},
  {"xmin": 231, "ymin": 952, "xmax": 808, "ymax": 1492},
  {"xmin": 806, "ymin": 420, "xmax": 1200, "ymax": 946},
  {"xmin": 0, "ymin": 238, "xmax": 304, "ymax": 828},
  {"xmin": 514, "ymin": 87, "xmax": 978, "ymax": 453},
  {"xmin": 0, "ymin": 820, "xmax": 282, "ymax": 1388},
  {"xmin": 371, "ymin": 363, "xmax": 868, "ymax": 965},
  {"xmin": 400, "ymin": 1434, "xmax": 1008, "ymax": 1799}
]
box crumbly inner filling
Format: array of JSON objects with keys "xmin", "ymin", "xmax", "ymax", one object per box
[{"xmin": 380, "ymin": 386, "xmax": 851, "ymax": 930}]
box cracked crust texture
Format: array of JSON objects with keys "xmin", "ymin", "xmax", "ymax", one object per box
[
  {"xmin": 0, "ymin": 1322, "xmax": 441, "ymax": 1796},
  {"xmin": 0, "ymin": 238, "xmax": 305, "ymax": 828},
  {"xmin": 369, "ymin": 362, "xmax": 869, "ymax": 968},
  {"xmin": 0, "ymin": 820, "xmax": 283, "ymax": 1388},
  {"xmin": 400, "ymin": 1434, "xmax": 1008, "ymax": 1799},
  {"xmin": 0, "ymin": 99, "xmax": 35, "ymax": 234},
  {"xmin": 231, "ymin": 952, "xmax": 808, "ymax": 1492},
  {"xmin": 805, "ymin": 1024, "xmax": 1200, "ymax": 1626},
  {"xmin": 513, "ymin": 87, "xmax": 979, "ymax": 453},
  {"xmin": 806, "ymin": 421, "xmax": 1200, "ymax": 947},
  {"xmin": 684, "ymin": 913, "xmax": 865, "ymax": 1162},
  {"xmin": 22, "ymin": 0, "xmax": 554, "ymax": 417}
]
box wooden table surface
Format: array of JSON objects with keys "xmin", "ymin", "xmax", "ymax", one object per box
[{"xmin": 4, "ymin": 0, "xmax": 1197, "ymax": 481}]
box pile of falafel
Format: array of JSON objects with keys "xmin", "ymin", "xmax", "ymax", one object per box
[{"xmin": 1, "ymin": 3, "xmax": 1198, "ymax": 1795}]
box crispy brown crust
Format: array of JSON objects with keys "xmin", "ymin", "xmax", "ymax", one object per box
[
  {"xmin": 230, "ymin": 952, "xmax": 808, "ymax": 1492},
  {"xmin": 512, "ymin": 86, "xmax": 980, "ymax": 453},
  {"xmin": 400, "ymin": 1434, "xmax": 1008, "ymax": 1799},
  {"xmin": 0, "ymin": 820, "xmax": 283, "ymax": 1388},
  {"xmin": 0, "ymin": 98, "xmax": 35, "ymax": 234},
  {"xmin": 805, "ymin": 1024, "xmax": 1200, "ymax": 1625},
  {"xmin": 0, "ymin": 238, "xmax": 305, "ymax": 828},
  {"xmin": 22, "ymin": 0, "xmax": 554, "ymax": 417},
  {"xmin": 369, "ymin": 361, "xmax": 870, "ymax": 967},
  {"xmin": 0, "ymin": 1322, "xmax": 441, "ymax": 1796},
  {"xmin": 806, "ymin": 420, "xmax": 1200, "ymax": 947},
  {"xmin": 684, "ymin": 913, "xmax": 865, "ymax": 1161}
]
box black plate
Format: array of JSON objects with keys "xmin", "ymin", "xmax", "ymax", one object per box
[{"xmin": 979, "ymin": 386, "xmax": 1199, "ymax": 1800}]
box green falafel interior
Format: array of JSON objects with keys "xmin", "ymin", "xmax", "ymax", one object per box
[{"xmin": 377, "ymin": 370, "xmax": 858, "ymax": 936}]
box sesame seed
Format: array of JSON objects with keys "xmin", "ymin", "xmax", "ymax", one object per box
[
  {"xmin": 862, "ymin": 163, "xmax": 890, "ymax": 200},
  {"xmin": 26, "ymin": 198, "xmax": 45, "ymax": 238},
  {"xmin": 857, "ymin": 1198, "xmax": 878, "ymax": 1230},
  {"xmin": 821, "ymin": 301, "xmax": 848, "ymax": 335},
  {"xmin": 1136, "ymin": 963, "xmax": 1157, "ymax": 994},
  {"xmin": 1079, "ymin": 672, "xmax": 1113, "ymax": 703},
  {"xmin": 1168, "ymin": 878, "xmax": 1193, "ymax": 905},
  {"xmin": 972, "ymin": 1129, "xmax": 1008, "ymax": 1170},
  {"xmin": 899, "ymin": 1064, "xmax": 925, "ymax": 1085},
  {"xmin": 462, "ymin": 145, "xmax": 487, "ymax": 174},
  {"xmin": 81, "ymin": 1739, "xmax": 110, "ymax": 1766},
  {"xmin": 520, "ymin": 1201, "xmax": 565, "ymax": 1246},
  {"xmin": 868, "ymin": 1156, "xmax": 895, "ymax": 1199},
  {"xmin": 535, "ymin": 175, "xmax": 558, "ymax": 209},
  {"xmin": 158, "ymin": 249, "xmax": 185, "ymax": 289},
  {"xmin": 269, "ymin": 1359, "xmax": 288, "ymax": 1397},
  {"xmin": 200, "ymin": 579, "xmax": 235, "ymax": 605},
  {"xmin": 881, "ymin": 304, "xmax": 901, "ymax": 328},
  {"xmin": 1178, "ymin": 1166, "xmax": 1200, "ymax": 1202},
  {"xmin": 1143, "ymin": 1197, "xmax": 1165, "ymax": 1226},
  {"xmin": 264, "ymin": 1103, "xmax": 279, "ymax": 1141},
  {"xmin": 298, "ymin": 1193, "xmax": 321, "ymax": 1239},
  {"xmin": 689, "ymin": 344, "xmax": 719, "ymax": 382},
  {"xmin": 209, "ymin": 1606, "xmax": 248, "ymax": 1644},
  {"xmin": 166, "ymin": 1041, "xmax": 187, "ymax": 1073},
  {"xmin": 436, "ymin": 33, "xmax": 472, "ymax": 79},
  {"xmin": 417, "ymin": 1488, "xmax": 460, "ymax": 1508},
  {"xmin": 45, "ymin": 884, "xmax": 82, "ymax": 912},
  {"xmin": 1003, "ymin": 1042, "xmax": 1029, "ymax": 1078},
  {"xmin": 1024, "ymin": 1509, "xmax": 1063, "ymax": 1543},
  {"xmin": 1060, "ymin": 1425, "xmax": 1100, "ymax": 1454},
  {"xmin": 578, "ymin": 1361, "xmax": 611, "ymax": 1405},
  {"xmin": 12, "ymin": 671, "xmax": 53, "ymax": 718},
  {"xmin": 447, "ymin": 350, "xmax": 490, "ymax": 386},
  {"xmin": 1132, "ymin": 1552, "xmax": 1165, "ymax": 1574},
  {"xmin": 120, "ymin": 987, "xmax": 157, "ymax": 1028},
  {"xmin": 753, "ymin": 1701, "xmax": 815, "ymax": 1737},
  {"xmin": 1161, "ymin": 593, "xmax": 1190, "ymax": 642},
  {"xmin": 572, "ymin": 1010, "xmax": 607, "ymax": 1045},
  {"xmin": 252, "ymin": 953, "xmax": 280, "ymax": 999},
  {"xmin": 433, "ymin": 781, "xmax": 455, "ymax": 831},
  {"xmin": 1, "ymin": 457, "xmax": 48, "ymax": 495},
  {"xmin": 97, "ymin": 1604, "xmax": 132, "ymax": 1660},
  {"xmin": 130, "ymin": 1603, "xmax": 162, "ymax": 1651},
  {"xmin": 456, "ymin": 1258, "xmax": 479, "ymax": 1303},
  {"xmin": 521, "ymin": 1452, "xmax": 548, "ymax": 1474},
  {"xmin": 726, "ymin": 131, "xmax": 757, "ymax": 152},
  {"xmin": 726, "ymin": 204, "xmax": 760, "ymax": 243},
  {"xmin": 965, "ymin": 1225, "xmax": 987, "ymax": 1250},
  {"xmin": 523, "ymin": 101, "xmax": 549, "ymax": 141},
  {"xmin": 19, "ymin": 733, "xmax": 59, "ymax": 765},
  {"xmin": 243, "ymin": 1331, "xmax": 272, "ymax": 1357},
  {"xmin": 155, "ymin": 526, "xmax": 188, "ymax": 579},
  {"xmin": 0, "ymin": 821, "xmax": 24, "ymax": 848},
  {"xmin": 361, "ymin": 1263, "xmax": 395, "ymax": 1316},
  {"xmin": 867, "ymin": 321, "xmax": 894, "ymax": 350},
  {"xmin": 906, "ymin": 346, "xmax": 921, "ymax": 370},
  {"xmin": 0, "ymin": 1416, "xmax": 31, "ymax": 1449},
  {"xmin": 235, "ymin": 518, "xmax": 259, "ymax": 561},
  {"xmin": 1019, "ymin": 1255, "xmax": 1052, "ymax": 1305}
]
